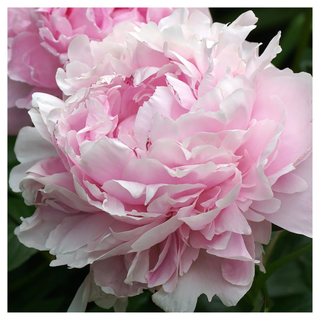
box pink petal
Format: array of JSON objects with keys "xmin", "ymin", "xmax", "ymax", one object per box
[
  {"xmin": 258, "ymin": 68, "xmax": 312, "ymax": 176},
  {"xmin": 165, "ymin": 73, "xmax": 196, "ymax": 109},
  {"xmin": 92, "ymin": 256, "xmax": 146, "ymax": 297},
  {"xmin": 262, "ymin": 155, "xmax": 312, "ymax": 237},
  {"xmin": 221, "ymin": 259, "xmax": 254, "ymax": 286},
  {"xmin": 14, "ymin": 126, "xmax": 57, "ymax": 163},
  {"xmin": 147, "ymin": 234, "xmax": 178, "ymax": 287},
  {"xmin": 125, "ymin": 250, "xmax": 149, "ymax": 285},
  {"xmin": 158, "ymin": 8, "xmax": 188, "ymax": 30},
  {"xmin": 249, "ymin": 220, "xmax": 272, "ymax": 245},
  {"xmin": 68, "ymin": 34, "xmax": 94, "ymax": 66},
  {"xmin": 246, "ymin": 32, "xmax": 281, "ymax": 77},
  {"xmin": 191, "ymin": 87, "xmax": 222, "ymax": 112},
  {"xmin": 215, "ymin": 203, "xmax": 251, "ymax": 235},
  {"xmin": 14, "ymin": 206, "xmax": 66, "ymax": 250},
  {"xmin": 102, "ymin": 180, "xmax": 146, "ymax": 205},
  {"xmin": 272, "ymin": 171, "xmax": 308, "ymax": 194},
  {"xmin": 130, "ymin": 216, "xmax": 183, "ymax": 252},
  {"xmin": 146, "ymin": 8, "xmax": 173, "ymax": 24},
  {"xmin": 152, "ymin": 250, "xmax": 252, "ymax": 312},
  {"xmin": 250, "ymin": 198, "xmax": 281, "ymax": 214},
  {"xmin": 46, "ymin": 213, "xmax": 112, "ymax": 255},
  {"xmin": 79, "ymin": 137, "xmax": 135, "ymax": 185},
  {"xmin": 242, "ymin": 208, "xmax": 265, "ymax": 222},
  {"xmin": 149, "ymin": 112, "xmax": 179, "ymax": 142},
  {"xmin": 206, "ymin": 233, "xmax": 255, "ymax": 261}
]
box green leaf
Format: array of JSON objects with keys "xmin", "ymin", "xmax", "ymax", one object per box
[
  {"xmin": 249, "ymin": 232, "xmax": 312, "ymax": 312},
  {"xmin": 267, "ymin": 259, "xmax": 310, "ymax": 297},
  {"xmin": 270, "ymin": 292, "xmax": 312, "ymax": 312},
  {"xmin": 255, "ymin": 242, "xmax": 312, "ymax": 289}
]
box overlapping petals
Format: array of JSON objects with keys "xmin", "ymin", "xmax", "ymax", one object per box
[
  {"xmin": 10, "ymin": 8, "xmax": 312, "ymax": 312},
  {"xmin": 8, "ymin": 7, "xmax": 210, "ymax": 134}
]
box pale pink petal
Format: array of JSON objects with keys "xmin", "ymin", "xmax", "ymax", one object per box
[
  {"xmin": 148, "ymin": 234, "xmax": 178, "ymax": 288},
  {"xmin": 122, "ymin": 158, "xmax": 176, "ymax": 185},
  {"xmin": 206, "ymin": 233, "xmax": 255, "ymax": 261},
  {"xmin": 92, "ymin": 256, "xmax": 146, "ymax": 297},
  {"xmin": 68, "ymin": 272, "xmax": 121, "ymax": 312},
  {"xmin": 146, "ymin": 8, "xmax": 174, "ymax": 24},
  {"xmin": 248, "ymin": 220, "xmax": 272, "ymax": 245},
  {"xmin": 149, "ymin": 112, "xmax": 179, "ymax": 142},
  {"xmin": 191, "ymin": 87, "xmax": 223, "ymax": 112},
  {"xmin": 246, "ymin": 32, "xmax": 282, "ymax": 77},
  {"xmin": 46, "ymin": 213, "xmax": 112, "ymax": 255},
  {"xmin": 14, "ymin": 126, "xmax": 57, "ymax": 164},
  {"xmin": 215, "ymin": 203, "xmax": 252, "ymax": 235},
  {"xmin": 258, "ymin": 68, "xmax": 312, "ymax": 176},
  {"xmin": 242, "ymin": 208, "xmax": 265, "ymax": 222},
  {"xmin": 165, "ymin": 74, "xmax": 196, "ymax": 109},
  {"xmin": 158, "ymin": 8, "xmax": 188, "ymax": 30},
  {"xmin": 152, "ymin": 250, "xmax": 252, "ymax": 312},
  {"xmin": 262, "ymin": 155, "xmax": 312, "ymax": 237},
  {"xmin": 14, "ymin": 206, "xmax": 66, "ymax": 250},
  {"xmin": 221, "ymin": 259, "xmax": 254, "ymax": 286},
  {"xmin": 79, "ymin": 137, "xmax": 135, "ymax": 185},
  {"xmin": 68, "ymin": 274, "xmax": 92, "ymax": 312},
  {"xmin": 272, "ymin": 171, "xmax": 308, "ymax": 194},
  {"xmin": 124, "ymin": 250, "xmax": 149, "ymax": 285},
  {"xmin": 187, "ymin": 9, "xmax": 212, "ymax": 38},
  {"xmin": 250, "ymin": 198, "xmax": 281, "ymax": 214},
  {"xmin": 130, "ymin": 216, "xmax": 183, "ymax": 252}
]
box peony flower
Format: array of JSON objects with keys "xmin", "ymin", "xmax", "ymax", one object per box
[
  {"xmin": 10, "ymin": 8, "xmax": 312, "ymax": 312},
  {"xmin": 7, "ymin": 7, "xmax": 211, "ymax": 135}
]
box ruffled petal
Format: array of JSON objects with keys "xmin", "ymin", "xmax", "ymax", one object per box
[{"xmin": 152, "ymin": 250, "xmax": 253, "ymax": 311}]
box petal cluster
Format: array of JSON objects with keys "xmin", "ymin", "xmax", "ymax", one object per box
[
  {"xmin": 8, "ymin": 7, "xmax": 209, "ymax": 134},
  {"xmin": 10, "ymin": 9, "xmax": 312, "ymax": 312}
]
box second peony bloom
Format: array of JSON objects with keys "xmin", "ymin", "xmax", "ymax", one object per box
[{"xmin": 10, "ymin": 8, "xmax": 312, "ymax": 312}]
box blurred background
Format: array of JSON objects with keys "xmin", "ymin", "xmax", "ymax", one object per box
[{"xmin": 8, "ymin": 7, "xmax": 312, "ymax": 312}]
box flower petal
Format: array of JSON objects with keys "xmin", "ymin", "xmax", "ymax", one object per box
[
  {"xmin": 152, "ymin": 250, "xmax": 252, "ymax": 311},
  {"xmin": 262, "ymin": 155, "xmax": 312, "ymax": 237}
]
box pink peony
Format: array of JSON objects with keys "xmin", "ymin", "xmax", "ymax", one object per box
[
  {"xmin": 7, "ymin": 7, "xmax": 211, "ymax": 135},
  {"xmin": 10, "ymin": 9, "xmax": 312, "ymax": 312}
]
